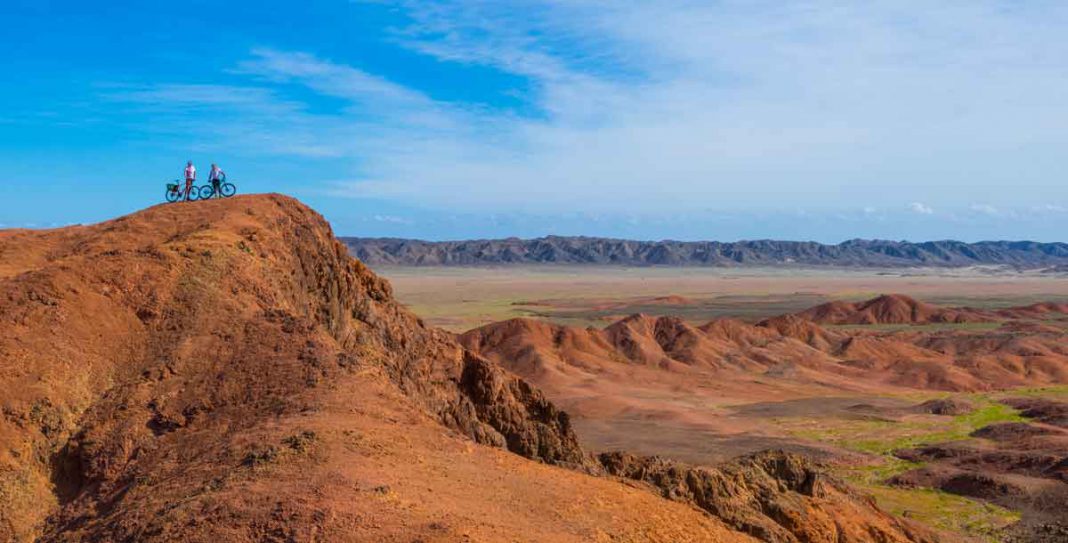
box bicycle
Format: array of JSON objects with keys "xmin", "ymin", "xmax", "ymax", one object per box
[
  {"xmin": 165, "ymin": 180, "xmax": 200, "ymax": 203},
  {"xmin": 198, "ymin": 175, "xmax": 237, "ymax": 200}
]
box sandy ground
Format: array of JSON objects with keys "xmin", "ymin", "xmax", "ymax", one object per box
[
  {"xmin": 379, "ymin": 264, "xmax": 1068, "ymax": 539},
  {"xmin": 374, "ymin": 265, "xmax": 1068, "ymax": 331}
]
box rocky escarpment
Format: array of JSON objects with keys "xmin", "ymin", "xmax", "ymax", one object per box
[
  {"xmin": 599, "ymin": 450, "xmax": 937, "ymax": 543},
  {"xmin": 456, "ymin": 351, "xmax": 586, "ymax": 465},
  {"xmin": 247, "ymin": 198, "xmax": 587, "ymax": 467},
  {"xmin": 344, "ymin": 236, "xmax": 1068, "ymax": 268},
  {"xmin": 0, "ymin": 194, "xmax": 941, "ymax": 542},
  {"xmin": 0, "ymin": 195, "xmax": 586, "ymax": 541}
]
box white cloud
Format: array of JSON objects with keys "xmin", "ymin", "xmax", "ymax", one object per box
[
  {"xmin": 336, "ymin": 1, "xmax": 1068, "ymax": 214},
  {"xmin": 107, "ymin": 84, "xmax": 300, "ymax": 114},
  {"xmin": 1032, "ymin": 204, "xmax": 1066, "ymax": 214},
  {"xmin": 111, "ymin": 2, "xmax": 1068, "ymax": 217},
  {"xmin": 970, "ymin": 203, "xmax": 1000, "ymax": 216},
  {"xmin": 372, "ymin": 214, "xmax": 413, "ymax": 224},
  {"xmin": 909, "ymin": 202, "xmax": 934, "ymax": 215},
  {"xmin": 238, "ymin": 49, "xmax": 431, "ymax": 107}
]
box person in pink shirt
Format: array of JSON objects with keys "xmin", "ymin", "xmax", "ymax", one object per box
[{"xmin": 183, "ymin": 161, "xmax": 196, "ymax": 201}]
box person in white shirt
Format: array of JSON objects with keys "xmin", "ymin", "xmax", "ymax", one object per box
[
  {"xmin": 183, "ymin": 161, "xmax": 196, "ymax": 201},
  {"xmin": 208, "ymin": 164, "xmax": 225, "ymax": 198}
]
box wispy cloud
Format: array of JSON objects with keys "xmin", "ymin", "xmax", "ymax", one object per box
[
  {"xmin": 372, "ymin": 214, "xmax": 413, "ymax": 224},
  {"xmin": 110, "ymin": 84, "xmax": 287, "ymax": 109},
  {"xmin": 238, "ymin": 49, "xmax": 431, "ymax": 106},
  {"xmin": 12, "ymin": 0, "xmax": 1068, "ymax": 242},
  {"xmin": 325, "ymin": 1, "xmax": 1068, "ymax": 214},
  {"xmin": 970, "ymin": 203, "xmax": 1000, "ymax": 216},
  {"xmin": 105, "ymin": 80, "xmax": 360, "ymax": 158},
  {"xmin": 1032, "ymin": 204, "xmax": 1067, "ymax": 214},
  {"xmin": 104, "ymin": 1, "xmax": 1068, "ymax": 223},
  {"xmin": 909, "ymin": 202, "xmax": 934, "ymax": 215}
]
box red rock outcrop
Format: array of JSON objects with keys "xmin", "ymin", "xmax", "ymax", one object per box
[{"xmin": 1, "ymin": 195, "xmax": 943, "ymax": 542}]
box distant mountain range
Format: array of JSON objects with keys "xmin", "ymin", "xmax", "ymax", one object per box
[{"xmin": 342, "ymin": 236, "xmax": 1068, "ymax": 268}]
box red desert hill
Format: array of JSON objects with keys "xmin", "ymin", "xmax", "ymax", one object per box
[
  {"xmin": 794, "ymin": 293, "xmax": 991, "ymax": 325},
  {"xmin": 0, "ymin": 195, "xmax": 937, "ymax": 543},
  {"xmin": 462, "ymin": 298, "xmax": 1068, "ymax": 396}
]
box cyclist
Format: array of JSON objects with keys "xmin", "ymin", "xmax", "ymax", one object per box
[
  {"xmin": 208, "ymin": 163, "xmax": 226, "ymax": 198},
  {"xmin": 183, "ymin": 161, "xmax": 197, "ymax": 201}
]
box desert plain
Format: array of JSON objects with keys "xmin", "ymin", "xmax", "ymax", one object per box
[
  {"xmin": 3, "ymin": 198, "xmax": 1065, "ymax": 543},
  {"xmin": 378, "ymin": 265, "xmax": 1068, "ymax": 541}
]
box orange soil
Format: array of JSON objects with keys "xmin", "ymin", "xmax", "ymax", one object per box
[
  {"xmin": 460, "ymin": 297, "xmax": 1068, "ymax": 469},
  {"xmin": 1, "ymin": 195, "xmax": 944, "ymax": 543},
  {"xmin": 0, "ymin": 195, "xmax": 749, "ymax": 542}
]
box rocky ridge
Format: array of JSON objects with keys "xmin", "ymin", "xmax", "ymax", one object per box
[
  {"xmin": 344, "ymin": 236, "xmax": 1068, "ymax": 268},
  {"xmin": 0, "ymin": 195, "xmax": 936, "ymax": 542}
]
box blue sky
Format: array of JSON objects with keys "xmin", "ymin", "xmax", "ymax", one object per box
[{"xmin": 3, "ymin": 0, "xmax": 1068, "ymax": 242}]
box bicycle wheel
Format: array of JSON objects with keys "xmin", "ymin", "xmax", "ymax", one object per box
[
  {"xmin": 165, "ymin": 187, "xmax": 181, "ymax": 203},
  {"xmin": 220, "ymin": 183, "xmax": 237, "ymax": 197},
  {"xmin": 199, "ymin": 185, "xmax": 215, "ymax": 200},
  {"xmin": 186, "ymin": 187, "xmax": 200, "ymax": 201}
]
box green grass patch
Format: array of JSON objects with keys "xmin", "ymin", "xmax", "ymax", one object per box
[
  {"xmin": 775, "ymin": 395, "xmax": 1030, "ymax": 541},
  {"xmin": 841, "ymin": 457, "xmax": 923, "ymax": 484},
  {"xmin": 852, "ymin": 481, "xmax": 1020, "ymax": 541},
  {"xmin": 783, "ymin": 398, "xmax": 1025, "ymax": 456},
  {"xmin": 837, "ymin": 455, "xmax": 1020, "ymax": 542},
  {"xmin": 842, "ymin": 457, "xmax": 1019, "ymax": 540}
]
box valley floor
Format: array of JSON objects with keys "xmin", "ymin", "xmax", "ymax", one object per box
[
  {"xmin": 376, "ymin": 265, "xmax": 1068, "ymax": 331},
  {"xmin": 375, "ymin": 264, "xmax": 1068, "ymax": 542}
]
